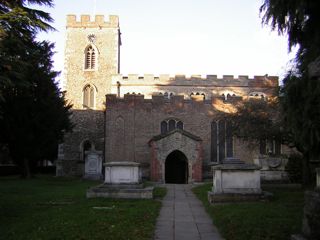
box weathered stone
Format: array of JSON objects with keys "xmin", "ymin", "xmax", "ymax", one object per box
[{"xmin": 84, "ymin": 150, "xmax": 103, "ymax": 180}]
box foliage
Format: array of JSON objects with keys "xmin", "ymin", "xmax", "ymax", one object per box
[
  {"xmin": 260, "ymin": 0, "xmax": 320, "ymax": 163},
  {"xmin": 216, "ymin": 97, "xmax": 284, "ymax": 146},
  {"xmin": 0, "ymin": 0, "xmax": 54, "ymax": 100},
  {"xmin": 193, "ymin": 183, "xmax": 304, "ymax": 240},
  {"xmin": 0, "ymin": 176, "xmax": 164, "ymax": 240},
  {"xmin": 285, "ymin": 154, "xmax": 303, "ymax": 183},
  {"xmin": 0, "ymin": 0, "xmax": 73, "ymax": 177}
]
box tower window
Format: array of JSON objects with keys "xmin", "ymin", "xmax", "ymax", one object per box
[
  {"xmin": 83, "ymin": 85, "xmax": 95, "ymax": 109},
  {"xmin": 85, "ymin": 45, "xmax": 96, "ymax": 70}
]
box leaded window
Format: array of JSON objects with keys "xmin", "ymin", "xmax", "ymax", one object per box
[
  {"xmin": 211, "ymin": 120, "xmax": 233, "ymax": 162},
  {"xmin": 161, "ymin": 119, "xmax": 184, "ymax": 134}
]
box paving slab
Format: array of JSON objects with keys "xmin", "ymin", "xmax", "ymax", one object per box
[{"xmin": 154, "ymin": 184, "xmax": 224, "ymax": 240}]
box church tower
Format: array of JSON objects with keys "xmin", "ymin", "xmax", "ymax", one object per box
[
  {"xmin": 64, "ymin": 15, "xmax": 121, "ymax": 110},
  {"xmin": 56, "ymin": 15, "xmax": 121, "ymax": 177}
]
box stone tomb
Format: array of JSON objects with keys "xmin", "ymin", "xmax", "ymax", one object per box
[
  {"xmin": 208, "ymin": 158, "xmax": 270, "ymax": 203},
  {"xmin": 87, "ymin": 162, "xmax": 153, "ymax": 199},
  {"xmin": 84, "ymin": 150, "xmax": 103, "ymax": 180},
  {"xmin": 254, "ymin": 157, "xmax": 288, "ymax": 182}
]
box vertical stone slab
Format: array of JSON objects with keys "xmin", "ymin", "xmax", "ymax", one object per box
[{"xmin": 84, "ymin": 150, "xmax": 103, "ymax": 180}]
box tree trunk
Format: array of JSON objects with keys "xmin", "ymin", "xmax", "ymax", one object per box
[{"xmin": 22, "ymin": 158, "xmax": 32, "ymax": 179}]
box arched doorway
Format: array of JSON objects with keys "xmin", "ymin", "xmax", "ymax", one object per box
[{"xmin": 165, "ymin": 150, "xmax": 188, "ymax": 184}]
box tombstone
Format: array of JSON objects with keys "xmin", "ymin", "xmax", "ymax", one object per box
[
  {"xmin": 208, "ymin": 158, "xmax": 270, "ymax": 203},
  {"xmin": 84, "ymin": 150, "xmax": 103, "ymax": 180},
  {"xmin": 254, "ymin": 157, "xmax": 288, "ymax": 182},
  {"xmin": 104, "ymin": 161, "xmax": 141, "ymax": 184},
  {"xmin": 86, "ymin": 161, "xmax": 153, "ymax": 199}
]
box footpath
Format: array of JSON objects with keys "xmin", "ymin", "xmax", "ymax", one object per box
[{"xmin": 154, "ymin": 184, "xmax": 223, "ymax": 240}]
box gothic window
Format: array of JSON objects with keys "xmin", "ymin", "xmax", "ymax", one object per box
[
  {"xmin": 211, "ymin": 120, "xmax": 233, "ymax": 162},
  {"xmin": 249, "ymin": 92, "xmax": 266, "ymax": 100},
  {"xmin": 85, "ymin": 45, "xmax": 96, "ymax": 70},
  {"xmin": 83, "ymin": 85, "xmax": 95, "ymax": 109},
  {"xmin": 160, "ymin": 119, "xmax": 184, "ymax": 134}
]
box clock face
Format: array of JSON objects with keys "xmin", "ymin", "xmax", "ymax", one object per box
[{"xmin": 88, "ymin": 34, "xmax": 96, "ymax": 43}]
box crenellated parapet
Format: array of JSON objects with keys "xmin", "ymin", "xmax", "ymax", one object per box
[
  {"xmin": 106, "ymin": 94, "xmax": 242, "ymax": 114},
  {"xmin": 67, "ymin": 15, "xmax": 119, "ymax": 28},
  {"xmin": 112, "ymin": 74, "xmax": 278, "ymax": 87}
]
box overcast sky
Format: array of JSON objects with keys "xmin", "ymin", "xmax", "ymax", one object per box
[{"xmin": 36, "ymin": 0, "xmax": 296, "ymax": 84}]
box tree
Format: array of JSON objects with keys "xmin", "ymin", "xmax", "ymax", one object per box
[
  {"xmin": 216, "ymin": 96, "xmax": 285, "ymax": 154},
  {"xmin": 0, "ymin": 0, "xmax": 54, "ymax": 101},
  {"xmin": 260, "ymin": 0, "xmax": 320, "ymax": 183},
  {"xmin": 0, "ymin": 0, "xmax": 73, "ymax": 177}
]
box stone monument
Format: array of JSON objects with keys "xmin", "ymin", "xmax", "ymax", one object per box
[
  {"xmin": 84, "ymin": 150, "xmax": 103, "ymax": 180},
  {"xmin": 208, "ymin": 158, "xmax": 270, "ymax": 203},
  {"xmin": 87, "ymin": 162, "xmax": 153, "ymax": 199},
  {"xmin": 254, "ymin": 156, "xmax": 288, "ymax": 182}
]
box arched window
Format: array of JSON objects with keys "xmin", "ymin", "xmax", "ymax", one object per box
[
  {"xmin": 83, "ymin": 85, "xmax": 95, "ymax": 109},
  {"xmin": 80, "ymin": 139, "xmax": 93, "ymax": 161},
  {"xmin": 160, "ymin": 119, "xmax": 184, "ymax": 134},
  {"xmin": 211, "ymin": 120, "xmax": 233, "ymax": 162},
  {"xmin": 249, "ymin": 92, "xmax": 266, "ymax": 100},
  {"xmin": 85, "ymin": 45, "xmax": 96, "ymax": 70}
]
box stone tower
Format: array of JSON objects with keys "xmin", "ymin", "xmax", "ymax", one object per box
[
  {"xmin": 56, "ymin": 15, "xmax": 121, "ymax": 176},
  {"xmin": 64, "ymin": 14, "xmax": 121, "ymax": 110}
]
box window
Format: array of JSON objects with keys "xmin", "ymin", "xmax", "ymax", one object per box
[
  {"xmin": 160, "ymin": 119, "xmax": 184, "ymax": 134},
  {"xmin": 85, "ymin": 45, "xmax": 96, "ymax": 70},
  {"xmin": 83, "ymin": 85, "xmax": 95, "ymax": 109},
  {"xmin": 211, "ymin": 120, "xmax": 233, "ymax": 162},
  {"xmin": 260, "ymin": 138, "xmax": 281, "ymax": 155},
  {"xmin": 249, "ymin": 92, "xmax": 266, "ymax": 100},
  {"xmin": 80, "ymin": 139, "xmax": 93, "ymax": 161}
]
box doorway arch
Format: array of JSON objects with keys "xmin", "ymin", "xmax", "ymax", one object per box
[{"xmin": 165, "ymin": 150, "xmax": 188, "ymax": 184}]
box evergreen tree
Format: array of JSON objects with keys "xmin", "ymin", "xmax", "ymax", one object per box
[
  {"xmin": 0, "ymin": 0, "xmax": 73, "ymax": 177},
  {"xmin": 260, "ymin": 0, "xmax": 320, "ymax": 183}
]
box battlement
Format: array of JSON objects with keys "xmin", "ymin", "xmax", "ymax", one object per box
[
  {"xmin": 106, "ymin": 93, "xmax": 242, "ymax": 105},
  {"xmin": 112, "ymin": 74, "xmax": 278, "ymax": 87},
  {"xmin": 66, "ymin": 15, "xmax": 119, "ymax": 28}
]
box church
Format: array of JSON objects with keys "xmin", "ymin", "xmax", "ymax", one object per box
[{"xmin": 56, "ymin": 14, "xmax": 285, "ymax": 183}]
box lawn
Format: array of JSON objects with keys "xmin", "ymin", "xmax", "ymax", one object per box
[
  {"xmin": 0, "ymin": 175, "xmax": 166, "ymax": 240},
  {"xmin": 193, "ymin": 183, "xmax": 304, "ymax": 240}
]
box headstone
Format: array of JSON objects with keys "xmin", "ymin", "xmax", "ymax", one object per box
[{"xmin": 84, "ymin": 150, "xmax": 102, "ymax": 180}]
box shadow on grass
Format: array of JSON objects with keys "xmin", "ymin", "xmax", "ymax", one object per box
[
  {"xmin": 0, "ymin": 175, "xmax": 166, "ymax": 240},
  {"xmin": 192, "ymin": 183, "xmax": 304, "ymax": 240}
]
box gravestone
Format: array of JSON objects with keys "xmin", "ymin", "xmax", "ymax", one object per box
[
  {"xmin": 208, "ymin": 158, "xmax": 270, "ymax": 203},
  {"xmin": 84, "ymin": 150, "xmax": 103, "ymax": 180},
  {"xmin": 254, "ymin": 157, "xmax": 288, "ymax": 182},
  {"xmin": 87, "ymin": 161, "xmax": 153, "ymax": 199}
]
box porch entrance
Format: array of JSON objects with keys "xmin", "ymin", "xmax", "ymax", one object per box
[{"xmin": 165, "ymin": 150, "xmax": 188, "ymax": 184}]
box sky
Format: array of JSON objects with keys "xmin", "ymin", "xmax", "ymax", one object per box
[{"xmin": 36, "ymin": 0, "xmax": 296, "ymax": 84}]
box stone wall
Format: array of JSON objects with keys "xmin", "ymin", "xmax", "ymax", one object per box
[
  {"xmin": 111, "ymin": 74, "xmax": 278, "ymax": 99},
  {"xmin": 105, "ymin": 94, "xmax": 279, "ymax": 179},
  {"xmin": 56, "ymin": 110, "xmax": 104, "ymax": 176},
  {"xmin": 64, "ymin": 15, "xmax": 120, "ymax": 110}
]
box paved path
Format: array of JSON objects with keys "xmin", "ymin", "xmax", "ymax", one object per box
[{"xmin": 154, "ymin": 184, "xmax": 223, "ymax": 240}]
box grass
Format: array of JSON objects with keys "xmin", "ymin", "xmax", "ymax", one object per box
[
  {"xmin": 0, "ymin": 175, "xmax": 166, "ymax": 240},
  {"xmin": 193, "ymin": 183, "xmax": 304, "ymax": 240}
]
